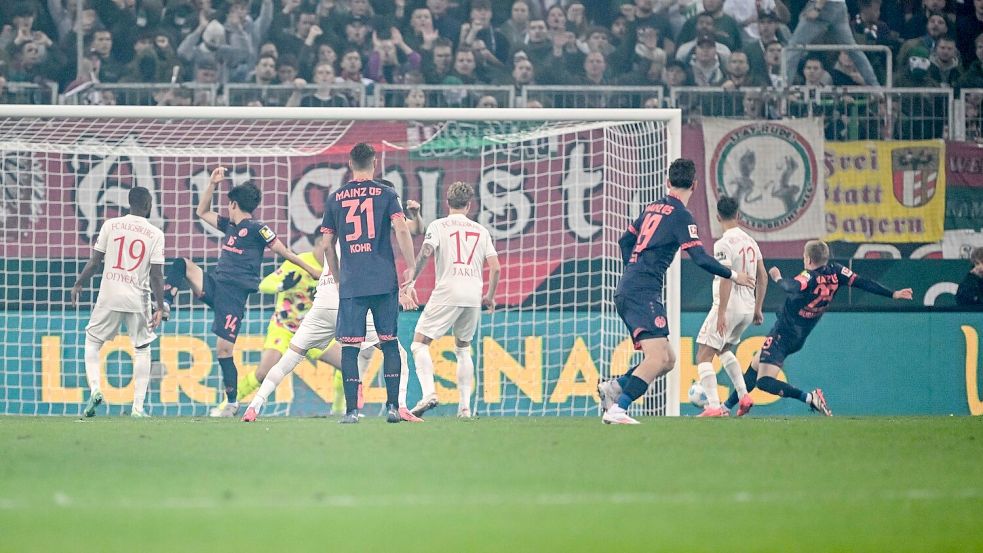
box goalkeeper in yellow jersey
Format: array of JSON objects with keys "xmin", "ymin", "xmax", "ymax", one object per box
[{"xmin": 210, "ymin": 233, "xmax": 346, "ymax": 416}]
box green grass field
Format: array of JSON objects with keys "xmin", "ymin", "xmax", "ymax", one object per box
[{"xmin": 1, "ymin": 416, "xmax": 981, "ymax": 552}]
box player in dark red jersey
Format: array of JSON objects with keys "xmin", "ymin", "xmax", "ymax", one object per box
[
  {"xmin": 723, "ymin": 239, "xmax": 913, "ymax": 416},
  {"xmin": 162, "ymin": 167, "xmax": 319, "ymax": 417},
  {"xmin": 321, "ymin": 144, "xmax": 418, "ymax": 424},
  {"xmin": 598, "ymin": 158, "xmax": 756, "ymax": 424}
]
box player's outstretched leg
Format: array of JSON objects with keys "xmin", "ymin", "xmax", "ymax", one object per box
[
  {"xmin": 455, "ymin": 343, "xmax": 474, "ymax": 418},
  {"xmin": 242, "ymin": 347, "xmax": 306, "ymax": 422},
  {"xmin": 82, "ymin": 335, "xmax": 104, "ymax": 418},
  {"xmin": 724, "ymin": 363, "xmax": 758, "ymax": 414},
  {"xmin": 410, "ymin": 340, "xmax": 439, "ymax": 417},
  {"xmin": 695, "ymin": 345, "xmax": 728, "ymax": 417}
]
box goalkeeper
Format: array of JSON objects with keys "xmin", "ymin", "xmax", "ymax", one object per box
[{"xmin": 210, "ymin": 233, "xmax": 347, "ymax": 416}]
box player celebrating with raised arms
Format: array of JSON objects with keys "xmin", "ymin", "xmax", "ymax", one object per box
[
  {"xmin": 402, "ymin": 182, "xmax": 500, "ymax": 419},
  {"xmin": 71, "ymin": 186, "xmax": 165, "ymax": 418},
  {"xmin": 722, "ymin": 240, "xmax": 913, "ymax": 415},
  {"xmin": 163, "ymin": 167, "xmax": 319, "ymax": 418},
  {"xmin": 693, "ymin": 195, "xmax": 768, "ymax": 417},
  {"xmin": 320, "ymin": 143, "xmax": 418, "ymax": 424},
  {"xmin": 598, "ymin": 158, "xmax": 756, "ymax": 425}
]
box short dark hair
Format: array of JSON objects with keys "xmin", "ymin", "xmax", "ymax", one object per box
[
  {"xmin": 717, "ymin": 195, "xmax": 739, "ymax": 220},
  {"xmin": 228, "ymin": 182, "xmax": 262, "ymax": 213},
  {"xmin": 971, "ymin": 246, "xmax": 983, "ymax": 265},
  {"xmin": 128, "ymin": 186, "xmax": 152, "ymax": 213},
  {"xmin": 349, "ymin": 142, "xmax": 376, "ymax": 170},
  {"xmin": 668, "ymin": 158, "xmax": 696, "ymax": 189}
]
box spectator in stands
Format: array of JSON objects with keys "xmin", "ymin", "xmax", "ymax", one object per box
[
  {"xmin": 152, "ymin": 30, "xmax": 181, "ymax": 81},
  {"xmin": 609, "ymin": 15, "xmax": 629, "ymax": 46},
  {"xmin": 367, "ymin": 27, "xmax": 421, "ymax": 84},
  {"xmin": 510, "ymin": 54, "xmax": 535, "ymax": 89},
  {"xmin": 259, "ymin": 41, "xmax": 278, "ymax": 61},
  {"xmin": 122, "ymin": 30, "xmax": 161, "ymax": 82},
  {"xmin": 955, "ymin": 246, "xmax": 983, "ymax": 306},
  {"xmin": 277, "ymin": 54, "xmax": 299, "ymax": 84},
  {"xmin": 796, "ymin": 53, "xmax": 832, "ymax": 85},
  {"xmin": 154, "ymin": 85, "xmax": 193, "ymax": 106},
  {"xmin": 744, "ymin": 10, "xmax": 785, "ymax": 82},
  {"xmin": 249, "ymin": 53, "xmax": 277, "ymax": 85},
  {"xmin": 545, "ymin": 5, "xmax": 568, "ymax": 34},
  {"xmin": 895, "ymin": 46, "xmax": 947, "ymax": 138},
  {"xmin": 403, "ymin": 87, "xmax": 427, "ymax": 108},
  {"xmin": 459, "ymin": 0, "xmax": 509, "ymax": 68},
  {"xmin": 613, "ymin": 0, "xmax": 675, "ymax": 71},
  {"xmin": 676, "ymin": 16, "xmax": 733, "ymax": 64},
  {"xmin": 422, "ymin": 37, "xmax": 454, "ymax": 83},
  {"xmin": 91, "ymin": 0, "xmax": 150, "ymax": 65},
  {"xmin": 665, "ymin": 58, "xmax": 693, "ymax": 86},
  {"xmin": 286, "ymin": 60, "xmax": 349, "ymax": 107},
  {"xmin": 404, "ymin": 7, "xmax": 440, "ymax": 53},
  {"xmin": 625, "ymin": 20, "xmax": 668, "ymax": 72},
  {"xmin": 742, "ymin": 90, "xmax": 767, "ymax": 117},
  {"xmin": 722, "ymin": 50, "xmax": 768, "ymax": 88},
  {"xmin": 929, "ymin": 35, "xmax": 963, "ymax": 85},
  {"xmin": 222, "ymin": 0, "xmax": 273, "ymax": 82},
  {"xmin": 177, "ymin": 14, "xmax": 247, "ymax": 83},
  {"xmin": 566, "ymin": 2, "xmax": 590, "ymax": 39},
  {"xmin": 785, "ymin": 0, "xmax": 880, "ymax": 86},
  {"xmin": 688, "ymin": 35, "xmax": 727, "ymax": 85},
  {"xmin": 517, "ymin": 18, "xmax": 553, "ymax": 66},
  {"xmin": 830, "ymin": 49, "xmax": 866, "ymax": 84},
  {"xmin": 159, "ymin": 1, "xmax": 197, "ymax": 45},
  {"xmin": 443, "ymin": 47, "xmax": 482, "ymax": 86},
  {"xmin": 534, "ymin": 26, "xmax": 579, "ymax": 84},
  {"xmin": 427, "ymin": 0, "xmax": 461, "ymax": 44},
  {"xmin": 762, "ymin": 39, "xmax": 785, "ymax": 86},
  {"xmin": 476, "ymin": 94, "xmax": 499, "ymax": 107},
  {"xmin": 62, "ymin": 50, "xmax": 102, "ymax": 101},
  {"xmin": 342, "ymin": 16, "xmax": 372, "ymax": 59},
  {"xmin": 88, "ymin": 27, "xmax": 124, "ymax": 83},
  {"xmin": 724, "ymin": 0, "xmax": 791, "ymax": 42},
  {"xmin": 897, "ymin": 13, "xmax": 949, "ymax": 73},
  {"xmin": 498, "ymin": 1, "xmax": 530, "ymax": 49},
  {"xmin": 901, "ymin": 0, "xmax": 951, "ymax": 39},
  {"xmin": 956, "ymin": 32, "xmax": 983, "ymax": 89},
  {"xmin": 578, "ymin": 50, "xmax": 611, "ymax": 85},
  {"xmin": 577, "ymin": 26, "xmax": 616, "ymax": 60},
  {"xmin": 47, "ymin": 0, "xmax": 99, "ymax": 53},
  {"xmin": 851, "ymin": 0, "xmax": 902, "ymax": 85},
  {"xmin": 271, "ymin": 7, "xmax": 318, "ymax": 60},
  {"xmin": 678, "ymin": 0, "xmax": 742, "ymax": 50},
  {"xmin": 189, "ymin": 57, "xmax": 218, "ymax": 105},
  {"xmin": 955, "ymin": 0, "xmax": 983, "ymax": 63},
  {"xmin": 338, "ymin": 47, "xmax": 374, "ymax": 91},
  {"xmin": 964, "ymin": 93, "xmax": 983, "ymax": 140}
]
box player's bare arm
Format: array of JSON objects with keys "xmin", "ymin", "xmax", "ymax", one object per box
[
  {"xmin": 400, "ymin": 243, "xmax": 433, "ymax": 310},
  {"xmin": 71, "ymin": 250, "xmax": 106, "ymax": 306},
  {"xmin": 689, "ymin": 244, "xmax": 755, "ymax": 288},
  {"xmin": 484, "ymin": 254, "xmax": 501, "ymax": 313},
  {"xmin": 149, "ymin": 263, "xmax": 165, "ymax": 329},
  {"xmin": 404, "ymin": 199, "xmax": 422, "ymax": 235},
  {"xmin": 268, "ymin": 239, "xmax": 320, "ymax": 279},
  {"xmin": 195, "ymin": 166, "xmax": 225, "ymax": 229},
  {"xmin": 754, "ymin": 258, "xmax": 768, "ymax": 324}
]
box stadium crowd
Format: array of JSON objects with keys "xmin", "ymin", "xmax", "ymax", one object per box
[{"xmin": 0, "ymin": 0, "xmax": 980, "ymax": 137}]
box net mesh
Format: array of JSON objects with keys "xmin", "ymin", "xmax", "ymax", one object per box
[{"xmin": 0, "ymin": 111, "xmax": 677, "ymax": 416}]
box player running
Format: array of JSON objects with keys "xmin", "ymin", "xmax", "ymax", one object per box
[
  {"xmin": 71, "ymin": 187, "xmax": 165, "ymax": 418},
  {"xmin": 402, "ymin": 182, "xmax": 500, "ymax": 419},
  {"xmin": 693, "ymin": 196, "xmax": 767, "ymax": 417},
  {"xmin": 721, "ymin": 240, "xmax": 912, "ymax": 416},
  {"xmin": 597, "ymin": 158, "xmax": 755, "ymax": 425},
  {"xmin": 162, "ymin": 167, "xmax": 319, "ymax": 417}
]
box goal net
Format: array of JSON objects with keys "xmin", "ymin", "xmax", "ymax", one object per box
[{"xmin": 0, "ymin": 106, "xmax": 680, "ymax": 417}]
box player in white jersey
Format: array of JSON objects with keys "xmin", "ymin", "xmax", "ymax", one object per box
[
  {"xmin": 70, "ymin": 187, "xmax": 166, "ymax": 418},
  {"xmin": 402, "ymin": 182, "xmax": 500, "ymax": 418},
  {"xmin": 241, "ymin": 236, "xmax": 422, "ymax": 422},
  {"xmin": 694, "ymin": 196, "xmax": 768, "ymax": 417}
]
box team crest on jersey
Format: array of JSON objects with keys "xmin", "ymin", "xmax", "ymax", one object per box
[
  {"xmin": 259, "ymin": 226, "xmax": 275, "ymax": 241},
  {"xmin": 709, "ymin": 122, "xmax": 818, "ymax": 233},
  {"xmin": 238, "ymin": 228, "xmax": 248, "ymax": 237},
  {"xmin": 654, "ymin": 316, "xmax": 667, "ymax": 328},
  {"xmin": 891, "ymin": 148, "xmax": 939, "ymax": 208}
]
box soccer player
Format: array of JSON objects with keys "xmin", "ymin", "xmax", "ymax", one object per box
[
  {"xmin": 319, "ymin": 143, "xmax": 417, "ymax": 424},
  {"xmin": 402, "ymin": 182, "xmax": 500, "ymax": 419},
  {"xmin": 163, "ymin": 167, "xmax": 319, "ymax": 417},
  {"xmin": 693, "ymin": 196, "xmax": 768, "ymax": 417},
  {"xmin": 722, "ymin": 240, "xmax": 913, "ymax": 415},
  {"xmin": 71, "ymin": 186, "xmax": 165, "ymax": 418},
  {"xmin": 597, "ymin": 158, "xmax": 755, "ymax": 425}
]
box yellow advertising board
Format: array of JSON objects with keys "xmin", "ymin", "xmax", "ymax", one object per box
[{"xmin": 825, "ymin": 140, "xmax": 946, "ymax": 242}]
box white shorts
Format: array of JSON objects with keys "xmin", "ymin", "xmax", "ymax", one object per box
[
  {"xmin": 696, "ymin": 307, "xmax": 753, "ymax": 350},
  {"xmin": 85, "ymin": 304, "xmax": 157, "ymax": 348},
  {"xmin": 414, "ymin": 304, "xmax": 480, "ymax": 342},
  {"xmin": 291, "ymin": 306, "xmax": 384, "ymax": 353}
]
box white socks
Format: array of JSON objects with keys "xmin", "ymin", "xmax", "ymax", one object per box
[
  {"xmin": 132, "ymin": 347, "xmax": 151, "ymax": 411},
  {"xmin": 697, "ymin": 361, "xmax": 721, "ymax": 409},
  {"xmin": 456, "ymin": 346, "xmax": 474, "ymax": 410},
  {"xmin": 84, "ymin": 336, "xmax": 102, "ymax": 394},
  {"xmin": 411, "ymin": 342, "xmax": 435, "ymax": 398},
  {"xmin": 398, "ymin": 342, "xmax": 409, "ymax": 408},
  {"xmin": 719, "ymin": 351, "xmax": 747, "ymax": 398},
  {"xmin": 249, "ymin": 348, "xmax": 304, "ymax": 412}
]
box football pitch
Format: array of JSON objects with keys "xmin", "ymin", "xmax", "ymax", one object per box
[{"xmin": 1, "ymin": 416, "xmax": 981, "ymax": 552}]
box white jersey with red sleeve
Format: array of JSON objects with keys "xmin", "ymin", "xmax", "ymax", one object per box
[
  {"xmin": 424, "ymin": 214, "xmax": 497, "ymax": 307},
  {"xmin": 93, "ymin": 214, "xmax": 165, "ymax": 313}
]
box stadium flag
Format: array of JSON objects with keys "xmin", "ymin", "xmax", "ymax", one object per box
[
  {"xmin": 944, "ymin": 141, "xmax": 983, "ymax": 231},
  {"xmin": 702, "ymin": 118, "xmax": 825, "ymax": 241},
  {"xmin": 825, "ymin": 140, "xmax": 946, "ymax": 243}
]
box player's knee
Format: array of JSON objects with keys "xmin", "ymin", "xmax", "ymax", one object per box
[
  {"xmin": 216, "ymin": 341, "xmax": 234, "ymax": 358},
  {"xmin": 410, "ymin": 341, "xmax": 428, "ymax": 355},
  {"xmin": 664, "ymin": 349, "xmax": 676, "ymax": 371}
]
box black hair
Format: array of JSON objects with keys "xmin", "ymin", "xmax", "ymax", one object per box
[
  {"xmin": 668, "ymin": 158, "xmax": 696, "ymax": 189},
  {"xmin": 717, "ymin": 195, "xmax": 739, "ymax": 220},
  {"xmin": 228, "ymin": 182, "xmax": 262, "ymax": 213},
  {"xmin": 128, "ymin": 186, "xmax": 153, "ymax": 214},
  {"xmin": 349, "ymin": 142, "xmax": 376, "ymax": 171}
]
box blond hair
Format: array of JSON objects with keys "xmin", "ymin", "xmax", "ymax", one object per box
[
  {"xmin": 804, "ymin": 239, "xmax": 830, "ymax": 264},
  {"xmin": 446, "ymin": 181, "xmax": 473, "ymax": 209}
]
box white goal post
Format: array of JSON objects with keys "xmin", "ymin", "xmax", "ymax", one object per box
[{"xmin": 0, "ymin": 106, "xmax": 681, "ymax": 417}]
